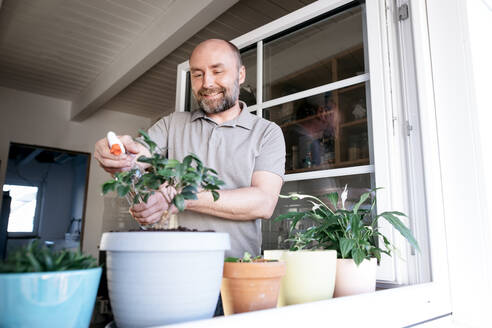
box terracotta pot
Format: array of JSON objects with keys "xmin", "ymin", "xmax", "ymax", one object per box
[
  {"xmin": 334, "ymin": 258, "xmax": 378, "ymax": 297},
  {"xmin": 263, "ymin": 250, "xmax": 287, "ymax": 307},
  {"xmin": 282, "ymin": 250, "xmax": 337, "ymax": 305},
  {"xmin": 221, "ymin": 261, "xmax": 286, "ymax": 315}
]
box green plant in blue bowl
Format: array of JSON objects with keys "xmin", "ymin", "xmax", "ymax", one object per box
[{"xmin": 0, "ymin": 241, "xmax": 101, "ymax": 328}]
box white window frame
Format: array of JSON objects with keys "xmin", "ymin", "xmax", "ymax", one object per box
[{"xmin": 172, "ymin": 0, "xmax": 452, "ymax": 325}]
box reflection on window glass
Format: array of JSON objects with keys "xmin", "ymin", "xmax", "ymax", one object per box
[
  {"xmin": 185, "ymin": 46, "xmax": 257, "ymax": 111},
  {"xmin": 263, "ymin": 5, "xmax": 365, "ymax": 101},
  {"xmin": 262, "ymin": 174, "xmax": 373, "ymax": 251},
  {"xmin": 239, "ymin": 46, "xmax": 257, "ymax": 106},
  {"xmin": 3, "ymin": 184, "xmax": 38, "ymax": 233},
  {"xmin": 264, "ymin": 82, "xmax": 369, "ymax": 174}
]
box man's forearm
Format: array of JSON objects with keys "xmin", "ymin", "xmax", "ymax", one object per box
[{"xmin": 185, "ymin": 187, "xmax": 278, "ymax": 221}]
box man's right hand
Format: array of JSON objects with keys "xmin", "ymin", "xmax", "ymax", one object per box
[{"xmin": 94, "ymin": 135, "xmax": 150, "ymax": 174}]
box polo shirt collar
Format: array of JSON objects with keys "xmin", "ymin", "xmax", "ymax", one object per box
[{"xmin": 191, "ymin": 101, "xmax": 255, "ymax": 130}]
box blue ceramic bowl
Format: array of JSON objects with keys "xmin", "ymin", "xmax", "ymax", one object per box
[{"xmin": 0, "ymin": 267, "xmax": 102, "ymax": 328}]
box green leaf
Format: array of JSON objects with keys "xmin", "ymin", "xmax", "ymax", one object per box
[
  {"xmin": 353, "ymin": 191, "xmax": 371, "ymax": 214},
  {"xmin": 102, "ymin": 180, "xmax": 116, "ymax": 194},
  {"xmin": 340, "ymin": 238, "xmax": 356, "ymax": 258},
  {"xmin": 273, "ymin": 212, "xmax": 303, "ymax": 222},
  {"xmin": 211, "ymin": 190, "xmax": 220, "ymax": 202},
  {"xmin": 352, "ymin": 248, "xmax": 366, "ymax": 266},
  {"xmin": 182, "ymin": 155, "xmax": 192, "ymax": 168},
  {"xmin": 181, "ymin": 191, "xmax": 198, "ymax": 200},
  {"xmin": 173, "ymin": 194, "xmax": 185, "ymax": 212},
  {"xmin": 379, "ymin": 212, "xmax": 420, "ymax": 252},
  {"xmin": 224, "ymin": 257, "xmax": 239, "ymax": 263},
  {"xmin": 165, "ymin": 159, "xmax": 180, "ymax": 169},
  {"xmin": 326, "ymin": 192, "xmax": 338, "ymax": 210},
  {"xmin": 117, "ymin": 185, "xmax": 130, "ymax": 197}
]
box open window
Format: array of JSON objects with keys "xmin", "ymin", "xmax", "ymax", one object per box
[{"xmin": 175, "ymin": 0, "xmax": 451, "ymax": 324}]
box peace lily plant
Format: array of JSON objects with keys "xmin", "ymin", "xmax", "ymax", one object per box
[
  {"xmin": 275, "ymin": 185, "xmax": 420, "ymax": 265},
  {"xmin": 274, "ymin": 185, "xmax": 420, "ymax": 298}
]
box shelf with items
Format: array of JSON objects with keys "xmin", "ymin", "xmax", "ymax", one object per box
[
  {"xmin": 262, "ymin": 43, "xmax": 369, "ymax": 175},
  {"xmin": 340, "ymin": 118, "xmax": 367, "ymax": 129},
  {"xmin": 285, "ymin": 157, "xmax": 370, "ymax": 175},
  {"xmin": 278, "ymin": 110, "xmax": 335, "ymax": 130}
]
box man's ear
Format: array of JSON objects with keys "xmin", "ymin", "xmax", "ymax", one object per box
[{"xmin": 238, "ymin": 65, "xmax": 246, "ymax": 84}]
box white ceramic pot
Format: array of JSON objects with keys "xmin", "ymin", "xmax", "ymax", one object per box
[
  {"xmin": 281, "ymin": 250, "xmax": 337, "ymax": 305},
  {"xmin": 100, "ymin": 232, "xmax": 230, "ymax": 328},
  {"xmin": 334, "ymin": 258, "xmax": 377, "ymax": 297}
]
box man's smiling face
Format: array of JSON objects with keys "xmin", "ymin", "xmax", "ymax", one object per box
[{"xmin": 189, "ymin": 40, "xmax": 245, "ymax": 114}]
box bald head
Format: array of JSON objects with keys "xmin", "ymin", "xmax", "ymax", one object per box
[{"xmin": 190, "ymin": 39, "xmax": 242, "ymax": 69}]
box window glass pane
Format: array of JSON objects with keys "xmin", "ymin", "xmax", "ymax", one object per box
[
  {"xmin": 185, "ymin": 71, "xmax": 198, "ymax": 112},
  {"xmin": 185, "ymin": 46, "xmax": 257, "ymax": 111},
  {"xmin": 3, "ymin": 184, "xmax": 38, "ymax": 233},
  {"xmin": 263, "ymin": 82, "xmax": 369, "ymax": 174},
  {"xmin": 239, "ymin": 46, "xmax": 257, "ymax": 106},
  {"xmin": 262, "ymin": 173, "xmax": 373, "ymax": 251},
  {"xmin": 263, "ymin": 5, "xmax": 365, "ymax": 101}
]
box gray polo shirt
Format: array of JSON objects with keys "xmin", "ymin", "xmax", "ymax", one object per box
[{"xmin": 146, "ymin": 102, "xmax": 286, "ymax": 257}]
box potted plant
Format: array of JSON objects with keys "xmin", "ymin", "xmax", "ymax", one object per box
[
  {"xmin": 100, "ymin": 131, "xmax": 230, "ymax": 328},
  {"xmin": 275, "ymin": 185, "xmax": 420, "ymax": 298},
  {"xmin": 221, "ymin": 252, "xmax": 286, "ymax": 315},
  {"xmin": 0, "ymin": 241, "xmax": 101, "ymax": 327}
]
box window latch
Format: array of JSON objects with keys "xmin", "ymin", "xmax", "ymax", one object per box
[
  {"xmin": 406, "ymin": 120, "xmax": 413, "ymax": 136},
  {"xmin": 398, "ymin": 3, "xmax": 409, "ymax": 21}
]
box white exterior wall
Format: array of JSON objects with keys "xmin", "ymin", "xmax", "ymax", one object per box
[{"xmin": 0, "ymin": 86, "xmax": 151, "ymax": 258}]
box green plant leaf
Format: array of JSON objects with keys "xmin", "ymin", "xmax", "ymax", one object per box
[
  {"xmin": 102, "ymin": 180, "xmax": 116, "ymax": 194},
  {"xmin": 224, "ymin": 257, "xmax": 239, "ymax": 263},
  {"xmin": 379, "ymin": 212, "xmax": 420, "ymax": 252},
  {"xmin": 326, "ymin": 192, "xmax": 338, "ymax": 210},
  {"xmin": 353, "ymin": 191, "xmax": 371, "ymax": 214},
  {"xmin": 340, "ymin": 238, "xmax": 356, "ymax": 258},
  {"xmin": 211, "ymin": 190, "xmax": 220, "ymax": 202},
  {"xmin": 117, "ymin": 185, "xmax": 130, "ymax": 197},
  {"xmin": 173, "ymin": 194, "xmax": 185, "ymax": 212},
  {"xmin": 352, "ymin": 248, "xmax": 366, "ymax": 266}
]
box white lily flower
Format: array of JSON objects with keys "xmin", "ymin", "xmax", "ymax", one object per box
[{"xmin": 341, "ymin": 184, "xmax": 348, "ymax": 209}]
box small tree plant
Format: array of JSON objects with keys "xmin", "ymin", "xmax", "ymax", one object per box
[{"xmin": 101, "ymin": 130, "xmax": 224, "ymax": 228}]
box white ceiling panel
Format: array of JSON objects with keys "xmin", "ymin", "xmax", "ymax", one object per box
[
  {"xmin": 0, "ymin": 0, "xmax": 314, "ymax": 121},
  {"xmin": 0, "ymin": 0, "xmax": 175, "ymax": 100}
]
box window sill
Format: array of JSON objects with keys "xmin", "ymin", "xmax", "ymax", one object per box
[{"xmin": 161, "ymin": 283, "xmax": 452, "ymax": 328}]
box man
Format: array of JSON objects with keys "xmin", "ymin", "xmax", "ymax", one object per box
[{"xmin": 94, "ymin": 39, "xmax": 286, "ymax": 258}]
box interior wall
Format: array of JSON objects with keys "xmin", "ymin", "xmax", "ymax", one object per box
[{"xmin": 0, "ymin": 86, "xmax": 151, "ymax": 258}]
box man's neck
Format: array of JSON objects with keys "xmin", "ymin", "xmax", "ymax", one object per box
[{"xmin": 206, "ymin": 101, "xmax": 242, "ymax": 125}]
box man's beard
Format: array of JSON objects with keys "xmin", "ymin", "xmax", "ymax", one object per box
[{"xmin": 194, "ymin": 79, "xmax": 240, "ymax": 114}]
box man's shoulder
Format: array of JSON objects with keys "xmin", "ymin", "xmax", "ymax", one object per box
[
  {"xmin": 155, "ymin": 111, "xmax": 194, "ymax": 126},
  {"xmin": 251, "ymin": 114, "xmax": 283, "ymax": 134}
]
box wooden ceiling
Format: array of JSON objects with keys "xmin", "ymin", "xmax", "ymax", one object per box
[
  {"xmin": 0, "ymin": 0, "xmax": 175, "ymax": 100},
  {"xmin": 0, "ymin": 0, "xmax": 315, "ymax": 121}
]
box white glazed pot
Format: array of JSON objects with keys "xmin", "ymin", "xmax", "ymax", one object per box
[
  {"xmin": 334, "ymin": 258, "xmax": 377, "ymax": 297},
  {"xmin": 100, "ymin": 232, "xmax": 230, "ymax": 328},
  {"xmin": 281, "ymin": 250, "xmax": 337, "ymax": 305}
]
